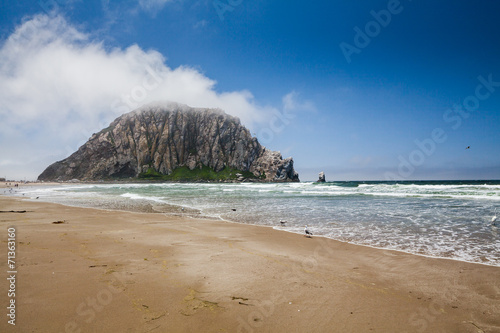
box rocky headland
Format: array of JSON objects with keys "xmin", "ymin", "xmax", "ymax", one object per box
[{"xmin": 38, "ymin": 103, "xmax": 299, "ymax": 182}]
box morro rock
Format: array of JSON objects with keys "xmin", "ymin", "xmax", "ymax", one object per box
[{"xmin": 38, "ymin": 102, "xmax": 299, "ymax": 182}]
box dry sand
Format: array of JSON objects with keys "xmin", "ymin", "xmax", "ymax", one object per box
[{"xmin": 0, "ymin": 194, "xmax": 499, "ymax": 332}]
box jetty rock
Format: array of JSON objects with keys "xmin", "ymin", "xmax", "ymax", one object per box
[
  {"xmin": 318, "ymin": 172, "xmax": 326, "ymax": 182},
  {"xmin": 38, "ymin": 102, "xmax": 300, "ymax": 182}
]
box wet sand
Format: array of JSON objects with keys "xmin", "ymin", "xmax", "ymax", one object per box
[{"xmin": 0, "ymin": 195, "xmax": 499, "ymax": 332}]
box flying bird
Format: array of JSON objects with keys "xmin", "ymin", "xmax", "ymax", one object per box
[{"xmin": 465, "ymin": 146, "xmax": 470, "ymax": 150}]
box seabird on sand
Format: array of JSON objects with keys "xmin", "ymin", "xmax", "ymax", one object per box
[
  {"xmin": 304, "ymin": 225, "xmax": 313, "ymax": 237},
  {"xmin": 280, "ymin": 220, "xmax": 287, "ymax": 225}
]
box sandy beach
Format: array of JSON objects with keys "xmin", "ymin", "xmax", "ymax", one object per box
[{"xmin": 1, "ymin": 194, "xmax": 499, "ymax": 333}]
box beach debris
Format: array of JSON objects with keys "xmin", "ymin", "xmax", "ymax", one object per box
[
  {"xmin": 52, "ymin": 220, "xmax": 66, "ymax": 224},
  {"xmin": 231, "ymin": 296, "xmax": 251, "ymax": 306},
  {"xmin": 304, "ymin": 225, "xmax": 313, "ymax": 237},
  {"xmin": 232, "ymin": 208, "xmax": 237, "ymax": 211},
  {"xmin": 0, "ymin": 210, "xmax": 27, "ymax": 213},
  {"xmin": 468, "ymin": 321, "xmax": 484, "ymax": 332},
  {"xmin": 89, "ymin": 264, "xmax": 108, "ymax": 268}
]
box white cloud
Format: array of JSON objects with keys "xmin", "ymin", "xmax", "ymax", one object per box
[
  {"xmin": 0, "ymin": 14, "xmax": 315, "ymax": 181},
  {"xmin": 0, "ymin": 14, "xmax": 282, "ymax": 180},
  {"xmin": 282, "ymin": 91, "xmax": 316, "ymax": 113}
]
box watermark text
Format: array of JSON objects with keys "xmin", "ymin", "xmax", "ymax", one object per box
[{"xmin": 6, "ymin": 227, "xmax": 17, "ymax": 326}]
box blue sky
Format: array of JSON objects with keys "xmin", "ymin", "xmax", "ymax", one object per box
[{"xmin": 1, "ymin": 0, "xmax": 499, "ymax": 181}]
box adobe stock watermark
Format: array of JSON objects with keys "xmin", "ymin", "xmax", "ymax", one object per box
[
  {"xmin": 236, "ymin": 236, "xmax": 337, "ymax": 333},
  {"xmin": 257, "ymin": 108, "xmax": 296, "ymax": 145},
  {"xmin": 385, "ymin": 74, "xmax": 500, "ymax": 181},
  {"xmin": 38, "ymin": 0, "xmax": 72, "ymax": 14},
  {"xmin": 235, "ymin": 230, "xmax": 423, "ymax": 332},
  {"xmin": 64, "ymin": 270, "xmax": 129, "ymax": 333},
  {"xmin": 213, "ymin": 0, "xmax": 243, "ymax": 21},
  {"xmin": 111, "ymin": 65, "xmax": 164, "ymax": 114},
  {"xmin": 63, "ymin": 119, "xmax": 110, "ymax": 158},
  {"xmin": 61, "ymin": 64, "xmax": 163, "ymax": 158},
  {"xmin": 340, "ymin": 0, "xmax": 411, "ymax": 64},
  {"xmin": 6, "ymin": 227, "xmax": 17, "ymax": 326},
  {"xmin": 408, "ymin": 277, "xmax": 460, "ymax": 332}
]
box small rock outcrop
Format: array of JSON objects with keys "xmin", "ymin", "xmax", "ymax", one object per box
[
  {"xmin": 318, "ymin": 172, "xmax": 326, "ymax": 182},
  {"xmin": 38, "ymin": 102, "xmax": 299, "ymax": 182}
]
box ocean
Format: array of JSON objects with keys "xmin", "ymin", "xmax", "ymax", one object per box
[{"xmin": 8, "ymin": 180, "xmax": 500, "ymax": 267}]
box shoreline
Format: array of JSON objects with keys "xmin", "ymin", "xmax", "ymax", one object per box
[
  {"xmin": 5, "ymin": 184, "xmax": 500, "ymax": 268},
  {"xmin": 1, "ymin": 195, "xmax": 499, "ymax": 332},
  {"xmin": 218, "ymin": 217, "xmax": 500, "ymax": 269},
  {"xmin": 3, "ymin": 182, "xmax": 500, "ymax": 268}
]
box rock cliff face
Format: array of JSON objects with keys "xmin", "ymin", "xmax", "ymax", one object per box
[{"xmin": 38, "ymin": 103, "xmax": 299, "ymax": 182}]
